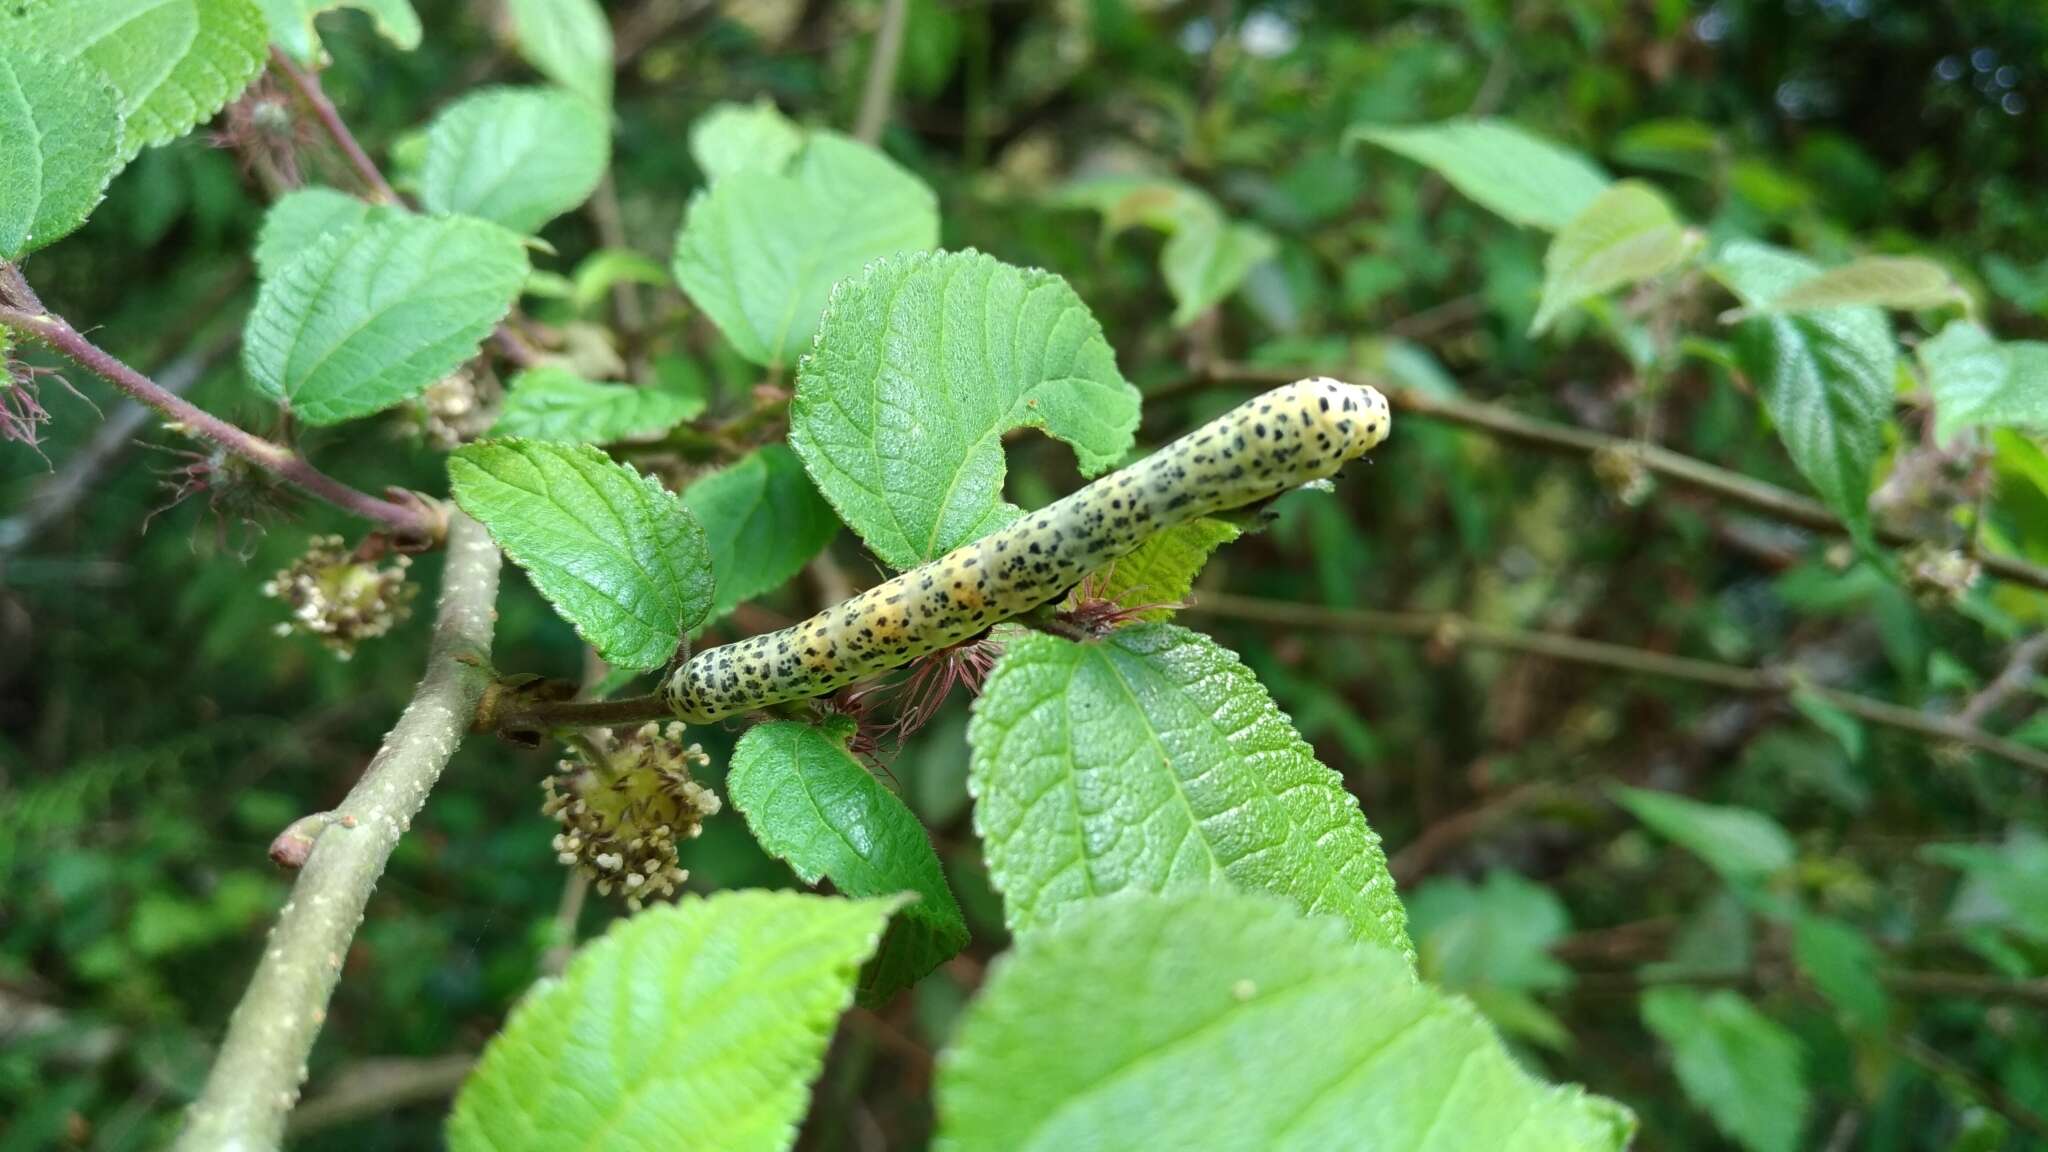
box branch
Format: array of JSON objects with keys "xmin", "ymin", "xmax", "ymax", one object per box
[
  {"xmin": 1184, "ymin": 593, "xmax": 2048, "ymax": 776},
  {"xmin": 481, "ymin": 689, "xmax": 676, "ymax": 739},
  {"xmin": 1959, "ymin": 633, "xmax": 2048, "ymax": 727},
  {"xmin": 176, "ymin": 514, "xmax": 501, "ymax": 1152},
  {"xmin": 853, "ymin": 0, "xmax": 910, "ymax": 144},
  {"xmin": 0, "ymin": 300, "xmax": 441, "ymax": 541},
  {"xmin": 270, "ymin": 48, "xmax": 398, "ymax": 203},
  {"xmin": 0, "ymin": 323, "xmax": 238, "ymax": 556},
  {"xmin": 285, "ymin": 1054, "xmax": 477, "ymax": 1138},
  {"xmin": 1184, "ymin": 363, "xmax": 2048, "ymax": 595}
]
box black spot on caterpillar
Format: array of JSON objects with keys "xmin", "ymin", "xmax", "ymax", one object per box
[{"xmin": 665, "ymin": 378, "xmax": 1391, "ymax": 722}]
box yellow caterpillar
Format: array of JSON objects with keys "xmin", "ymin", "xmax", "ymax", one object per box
[{"xmin": 665, "ymin": 378, "xmax": 1391, "ymax": 722}]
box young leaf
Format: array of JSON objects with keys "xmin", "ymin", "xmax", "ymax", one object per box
[
  {"xmin": 679, "ymin": 444, "xmax": 840, "ymax": 625},
  {"xmin": 1791, "ymin": 915, "xmax": 1890, "ymax": 1032},
  {"xmin": 672, "ymin": 133, "xmax": 938, "ymax": 370},
  {"xmin": 569, "ymin": 248, "xmax": 671, "ymax": 315},
  {"xmin": 447, "ymin": 892, "xmax": 900, "ymax": 1152},
  {"xmin": 1918, "ymin": 321, "xmax": 2048, "ymax": 441},
  {"xmin": 1079, "ymin": 517, "xmax": 1240, "ymax": 621},
  {"xmin": 243, "ymin": 214, "xmax": 529, "ymax": 425},
  {"xmin": 491, "ymin": 365, "xmax": 704, "ymax": 444},
  {"xmin": 728, "ymin": 722, "xmax": 969, "ymax": 1004},
  {"xmin": 417, "ymin": 87, "xmax": 610, "ymax": 235},
  {"xmin": 1770, "ymin": 255, "xmax": 1967, "ymax": 314},
  {"xmin": 1054, "ymin": 177, "xmax": 1277, "ymax": 327},
  {"xmin": 251, "ymin": 186, "xmax": 374, "ymax": 279},
  {"xmin": 501, "ymin": 0, "xmax": 613, "ymax": 110},
  {"xmin": 448, "ymin": 440, "xmax": 713, "ymax": 670},
  {"xmin": 690, "ymin": 99, "xmax": 803, "ymax": 182},
  {"xmin": 0, "ymin": 48, "xmax": 123, "ymax": 261},
  {"xmin": 966, "ymin": 624, "xmax": 1410, "ymax": 955},
  {"xmin": 0, "ymin": 0, "xmax": 267, "ymax": 160},
  {"xmin": 790, "ymin": 250, "xmax": 1140, "ymax": 571},
  {"xmin": 1714, "ymin": 241, "xmax": 1894, "ymax": 535},
  {"xmin": 1640, "ymin": 988, "xmax": 1809, "ymax": 1152},
  {"xmin": 1613, "ymin": 786, "xmax": 1795, "ymax": 882},
  {"xmin": 1161, "ymin": 214, "xmax": 1279, "ymax": 327},
  {"xmin": 1351, "ymin": 118, "xmax": 1611, "ymax": 231},
  {"xmin": 1532, "ymin": 181, "xmax": 1696, "ymax": 334},
  {"xmin": 259, "ymin": 0, "xmax": 421, "ymax": 62},
  {"xmin": 935, "ymin": 892, "xmax": 1635, "ymax": 1152}
]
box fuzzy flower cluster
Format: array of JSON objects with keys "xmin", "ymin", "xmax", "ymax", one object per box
[
  {"xmin": 261, "ymin": 535, "xmax": 417, "ymax": 659},
  {"xmin": 542, "ymin": 722, "xmax": 723, "ymax": 910},
  {"xmin": 1902, "ymin": 543, "xmax": 1981, "ymax": 608}
]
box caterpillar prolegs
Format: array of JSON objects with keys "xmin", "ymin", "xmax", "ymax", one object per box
[{"xmin": 664, "ymin": 377, "xmax": 1391, "ymax": 723}]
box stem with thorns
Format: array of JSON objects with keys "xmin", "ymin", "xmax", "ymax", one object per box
[{"xmin": 0, "ymin": 295, "xmax": 441, "ymax": 541}]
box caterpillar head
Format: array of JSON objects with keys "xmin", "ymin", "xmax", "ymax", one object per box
[{"xmin": 1294, "ymin": 376, "xmax": 1392, "ymax": 461}]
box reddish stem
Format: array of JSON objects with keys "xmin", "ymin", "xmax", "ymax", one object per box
[
  {"xmin": 269, "ymin": 48, "xmax": 400, "ymax": 204},
  {"xmin": 0, "ymin": 304, "xmax": 438, "ymax": 539}
]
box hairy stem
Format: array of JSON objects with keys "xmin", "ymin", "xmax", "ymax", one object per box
[
  {"xmin": 1186, "ymin": 593, "xmax": 2048, "ymax": 776},
  {"xmin": 1180, "ymin": 363, "xmax": 2048, "ymax": 594},
  {"xmin": 176, "ymin": 515, "xmax": 501, "ymax": 1151},
  {"xmin": 0, "ymin": 301, "xmax": 440, "ymax": 540},
  {"xmin": 270, "ymin": 48, "xmax": 399, "ymax": 203}
]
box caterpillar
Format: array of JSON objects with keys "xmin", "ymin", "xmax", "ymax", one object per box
[{"xmin": 665, "ymin": 377, "xmax": 1391, "ymax": 723}]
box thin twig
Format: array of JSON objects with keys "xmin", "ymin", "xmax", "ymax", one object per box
[
  {"xmin": 1185, "ymin": 593, "xmax": 2048, "ymax": 776},
  {"xmin": 269, "ymin": 48, "xmax": 399, "ymax": 203},
  {"xmin": 854, "ymin": 0, "xmax": 911, "ymax": 144},
  {"xmin": 0, "ymin": 302, "xmax": 440, "ymax": 541},
  {"xmin": 176, "ymin": 515, "xmax": 500, "ymax": 1151},
  {"xmin": 1185, "ymin": 363, "xmax": 2048, "ymax": 595},
  {"xmin": 1959, "ymin": 633, "xmax": 2048, "ymax": 727},
  {"xmin": 485, "ymin": 690, "xmax": 676, "ymax": 736},
  {"xmin": 1899, "ymin": 1036, "xmax": 2048, "ymax": 1142},
  {"xmin": 285, "ymin": 1055, "xmax": 478, "ymax": 1137}
]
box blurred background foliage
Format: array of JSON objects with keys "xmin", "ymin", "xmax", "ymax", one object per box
[{"xmin": 3, "ymin": 0, "xmax": 2046, "ymax": 1149}]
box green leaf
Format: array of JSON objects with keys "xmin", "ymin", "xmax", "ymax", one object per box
[
  {"xmin": 1610, "ymin": 118, "xmax": 1723, "ymax": 180},
  {"xmin": 1532, "ymin": 181, "xmax": 1696, "ymax": 334},
  {"xmin": 251, "ymin": 186, "xmax": 376, "ymax": 279},
  {"xmin": 1351, "ymin": 118, "xmax": 1611, "ymax": 231},
  {"xmin": 1614, "ymin": 786, "xmax": 1794, "ymax": 882},
  {"xmin": 258, "ymin": 0, "xmax": 421, "ymax": 61},
  {"xmin": 935, "ymin": 892, "xmax": 1634, "ymax": 1152},
  {"xmin": 729, "ymin": 722, "xmax": 969, "ymax": 1003},
  {"xmin": 1790, "ymin": 687, "xmax": 1865, "ymax": 761},
  {"xmin": 0, "ymin": 0, "xmax": 267, "ymax": 159},
  {"xmin": 967, "ymin": 624, "xmax": 1410, "ymax": 954},
  {"xmin": 790, "ymin": 250, "xmax": 1140, "ymax": 570},
  {"xmin": 690, "ymin": 99, "xmax": 803, "ymax": 182},
  {"xmin": 1770, "ymin": 255, "xmax": 1967, "ymax": 314},
  {"xmin": 491, "ymin": 365, "xmax": 704, "ymax": 444},
  {"xmin": 1919, "ymin": 321, "xmax": 2048, "ymax": 441},
  {"xmin": 1791, "ymin": 915, "xmax": 1890, "ymax": 1032},
  {"xmin": 448, "ymin": 891, "xmax": 899, "ymax": 1152},
  {"xmin": 417, "ymin": 87, "xmax": 610, "ymax": 235},
  {"xmin": 1924, "ymin": 828, "xmax": 2048, "ymax": 944},
  {"xmin": 0, "ymin": 47, "xmax": 123, "ymax": 260},
  {"xmin": 672, "ymin": 133, "xmax": 938, "ymax": 370},
  {"xmin": 1407, "ymin": 868, "xmax": 1573, "ymax": 994},
  {"xmin": 679, "ymin": 444, "xmax": 839, "ymax": 626},
  {"xmin": 1079, "ymin": 518, "xmax": 1240, "ymax": 622},
  {"xmin": 1161, "ymin": 215, "xmax": 1279, "ymax": 327},
  {"xmin": 1714, "ymin": 241, "xmax": 1895, "ymax": 535},
  {"xmin": 501, "ymin": 0, "xmax": 612, "ymax": 110},
  {"xmin": 449, "ymin": 439, "xmax": 713, "ymax": 670},
  {"xmin": 243, "ymin": 214, "xmax": 529, "ymax": 425},
  {"xmin": 1640, "ymin": 988, "xmax": 1809, "ymax": 1152},
  {"xmin": 1053, "ymin": 176, "xmax": 1276, "ymax": 327}
]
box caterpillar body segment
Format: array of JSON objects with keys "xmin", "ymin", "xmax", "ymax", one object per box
[{"xmin": 665, "ymin": 378, "xmax": 1391, "ymax": 722}]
